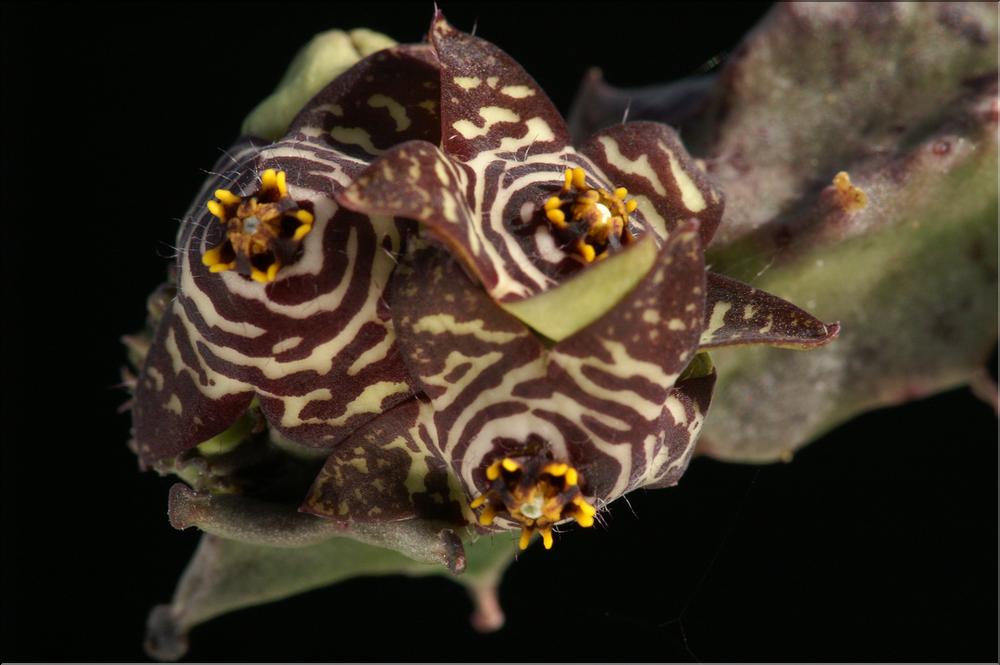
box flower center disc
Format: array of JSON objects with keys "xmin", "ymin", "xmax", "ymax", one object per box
[
  {"xmin": 542, "ymin": 167, "xmax": 639, "ymax": 263},
  {"xmin": 470, "ymin": 456, "xmax": 597, "ymax": 550},
  {"xmin": 201, "ymin": 169, "xmax": 315, "ymax": 284}
]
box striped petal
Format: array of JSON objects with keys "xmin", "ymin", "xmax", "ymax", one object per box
[
  {"xmin": 643, "ymin": 356, "xmax": 717, "ymax": 489},
  {"xmin": 287, "ymin": 44, "xmax": 440, "ymax": 158},
  {"xmin": 302, "ymin": 398, "xmax": 466, "ymax": 525},
  {"xmin": 578, "ymin": 121, "xmax": 725, "ymax": 245},
  {"xmin": 430, "ymin": 11, "xmax": 569, "ymax": 162},
  {"xmin": 700, "ymin": 272, "xmax": 840, "ymax": 349},
  {"xmin": 132, "ymin": 301, "xmax": 255, "ymax": 467}
]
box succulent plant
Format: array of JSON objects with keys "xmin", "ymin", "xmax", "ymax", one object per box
[
  {"xmin": 125, "ymin": 10, "xmax": 842, "ymax": 659},
  {"xmin": 569, "ymin": 1, "xmax": 998, "ymax": 462}
]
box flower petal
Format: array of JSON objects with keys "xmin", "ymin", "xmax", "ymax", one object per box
[
  {"xmin": 700, "ymin": 272, "xmax": 840, "ymax": 349},
  {"xmin": 578, "ymin": 121, "xmax": 724, "ymax": 246},
  {"xmin": 132, "ymin": 300, "xmax": 255, "ymax": 467},
  {"xmin": 302, "ymin": 398, "xmax": 467, "ymax": 525},
  {"xmin": 389, "ymin": 244, "xmax": 543, "ymax": 484},
  {"xmin": 429, "ymin": 11, "xmax": 569, "ymax": 161},
  {"xmin": 335, "ymin": 140, "xmax": 484, "ymax": 278},
  {"xmin": 287, "ymin": 44, "xmax": 441, "ymax": 157},
  {"xmin": 643, "ymin": 354, "xmax": 717, "ymax": 489}
]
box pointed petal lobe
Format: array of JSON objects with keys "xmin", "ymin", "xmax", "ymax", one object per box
[
  {"xmin": 644, "ymin": 358, "xmax": 717, "ymax": 489},
  {"xmin": 132, "ymin": 301, "xmax": 255, "ymax": 466},
  {"xmin": 430, "ymin": 12, "xmax": 569, "ymax": 161},
  {"xmin": 302, "ymin": 398, "xmax": 466, "ymax": 525},
  {"xmin": 288, "ymin": 44, "xmax": 441, "ymax": 158},
  {"xmin": 700, "ymin": 272, "xmax": 840, "ymax": 349}
]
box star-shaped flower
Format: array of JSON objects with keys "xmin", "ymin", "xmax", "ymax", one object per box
[{"xmin": 131, "ymin": 43, "xmax": 442, "ymax": 471}]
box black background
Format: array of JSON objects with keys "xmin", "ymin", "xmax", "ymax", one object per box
[{"xmin": 1, "ymin": 2, "xmax": 996, "ymax": 662}]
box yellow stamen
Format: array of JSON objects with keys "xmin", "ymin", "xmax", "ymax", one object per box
[
  {"xmin": 546, "ymin": 208, "xmax": 566, "ymax": 227},
  {"xmin": 214, "ymin": 189, "xmax": 240, "ymax": 205},
  {"xmin": 250, "ymin": 268, "xmax": 269, "ymax": 284},
  {"xmin": 470, "ymin": 495, "xmax": 487, "ymax": 509},
  {"xmin": 201, "ymin": 246, "xmax": 224, "ymax": 267},
  {"xmin": 565, "ymin": 467, "xmax": 578, "ymax": 486},
  {"xmin": 486, "ymin": 461, "xmax": 502, "ymax": 481},
  {"xmin": 544, "ymin": 196, "xmax": 562, "ymax": 211},
  {"xmin": 625, "ymin": 199, "xmax": 638, "ymax": 213},
  {"xmin": 571, "ymin": 167, "xmax": 587, "ymax": 190},
  {"xmin": 544, "ymin": 463, "xmax": 568, "ymax": 476},
  {"xmin": 292, "ymin": 224, "xmax": 312, "ymax": 242},
  {"xmin": 295, "ymin": 209, "xmax": 314, "ymax": 224},
  {"xmin": 577, "ymin": 241, "xmax": 596, "ymax": 263},
  {"xmin": 519, "ymin": 527, "xmax": 532, "ymax": 550},
  {"xmin": 501, "ymin": 458, "xmax": 520, "ymax": 472},
  {"xmin": 276, "ymin": 170, "xmax": 288, "ymax": 197},
  {"xmin": 614, "ymin": 187, "xmax": 628, "ymax": 199},
  {"xmin": 539, "ymin": 527, "xmax": 553, "ymax": 550},
  {"xmin": 562, "ymin": 168, "xmax": 573, "ymax": 192},
  {"xmin": 206, "ymin": 200, "xmax": 225, "ymax": 219},
  {"xmin": 266, "ymin": 262, "xmax": 280, "ymax": 282},
  {"xmin": 209, "ymin": 262, "xmax": 234, "ymax": 273},
  {"xmin": 261, "ymin": 169, "xmax": 277, "ymax": 192},
  {"xmin": 479, "ymin": 505, "xmax": 496, "ymax": 526},
  {"xmin": 573, "ymin": 496, "xmax": 596, "ymax": 516}
]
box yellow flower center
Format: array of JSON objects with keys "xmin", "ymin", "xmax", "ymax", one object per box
[
  {"xmin": 470, "ymin": 456, "xmax": 597, "ymax": 550},
  {"xmin": 543, "ymin": 167, "xmax": 639, "ymax": 263},
  {"xmin": 201, "ymin": 169, "xmax": 315, "ymax": 284}
]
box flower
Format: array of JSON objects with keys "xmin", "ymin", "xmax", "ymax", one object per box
[
  {"xmin": 129, "ymin": 12, "xmax": 838, "ymax": 561},
  {"xmin": 131, "ymin": 43, "xmax": 441, "ymax": 469}
]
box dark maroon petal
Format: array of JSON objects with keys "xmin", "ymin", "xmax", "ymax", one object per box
[
  {"xmin": 578, "ymin": 121, "xmax": 724, "ymax": 246},
  {"xmin": 700, "ymin": 272, "xmax": 840, "ymax": 349},
  {"xmin": 335, "ymin": 140, "xmax": 487, "ymax": 280},
  {"xmin": 288, "ymin": 44, "xmax": 441, "ymax": 158},
  {"xmin": 429, "ymin": 12, "xmax": 569, "ymax": 162},
  {"xmin": 302, "ymin": 398, "xmax": 466, "ymax": 525},
  {"xmin": 644, "ymin": 362, "xmax": 717, "ymax": 489},
  {"xmin": 132, "ymin": 301, "xmax": 255, "ymax": 467}
]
